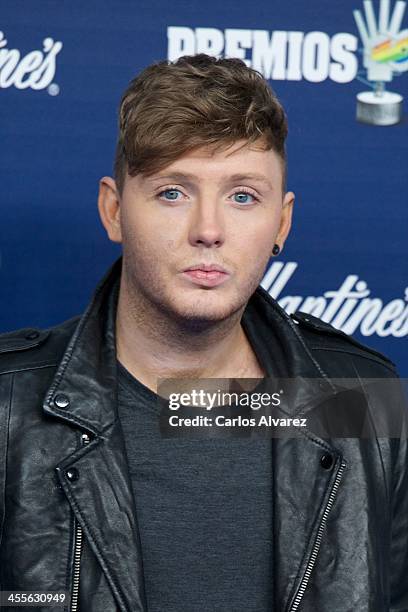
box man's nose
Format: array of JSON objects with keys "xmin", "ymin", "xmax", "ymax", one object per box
[{"xmin": 187, "ymin": 199, "xmax": 225, "ymax": 248}]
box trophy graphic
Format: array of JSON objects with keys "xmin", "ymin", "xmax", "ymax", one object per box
[{"xmin": 353, "ymin": 0, "xmax": 408, "ymax": 125}]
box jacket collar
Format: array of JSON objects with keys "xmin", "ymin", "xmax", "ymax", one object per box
[
  {"xmin": 43, "ymin": 257, "xmax": 122, "ymax": 433},
  {"xmin": 43, "ymin": 255, "xmax": 334, "ymax": 433}
]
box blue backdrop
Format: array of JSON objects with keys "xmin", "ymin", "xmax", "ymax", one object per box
[{"xmin": 1, "ymin": 0, "xmax": 407, "ymax": 373}]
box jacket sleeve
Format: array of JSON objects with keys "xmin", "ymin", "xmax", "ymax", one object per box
[
  {"xmin": 0, "ymin": 373, "xmax": 12, "ymax": 561},
  {"xmin": 389, "ymin": 377, "xmax": 408, "ymax": 611}
]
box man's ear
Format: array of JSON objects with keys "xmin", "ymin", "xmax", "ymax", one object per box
[
  {"xmin": 97, "ymin": 176, "xmax": 122, "ymax": 243},
  {"xmin": 275, "ymin": 190, "xmax": 295, "ymax": 250}
]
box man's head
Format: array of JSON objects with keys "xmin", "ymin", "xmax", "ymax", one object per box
[
  {"xmin": 113, "ymin": 53, "xmax": 289, "ymax": 196},
  {"xmin": 98, "ymin": 54, "xmax": 295, "ymax": 328}
]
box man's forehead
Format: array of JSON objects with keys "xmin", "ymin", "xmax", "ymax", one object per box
[
  {"xmin": 166, "ymin": 138, "xmax": 273, "ymax": 162},
  {"xmin": 139, "ymin": 144, "xmax": 281, "ymax": 189},
  {"xmin": 144, "ymin": 170, "xmax": 274, "ymax": 191}
]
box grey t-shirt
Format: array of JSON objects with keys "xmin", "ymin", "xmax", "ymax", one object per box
[{"xmin": 116, "ymin": 361, "xmax": 274, "ymax": 612}]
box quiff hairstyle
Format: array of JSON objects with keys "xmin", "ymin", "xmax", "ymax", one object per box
[{"xmin": 114, "ymin": 54, "xmax": 288, "ymax": 195}]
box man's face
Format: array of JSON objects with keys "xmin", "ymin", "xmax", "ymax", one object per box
[{"xmin": 100, "ymin": 139, "xmax": 294, "ymax": 325}]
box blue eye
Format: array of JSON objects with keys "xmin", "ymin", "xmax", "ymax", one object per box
[
  {"xmin": 233, "ymin": 192, "xmax": 256, "ymax": 205},
  {"xmin": 160, "ymin": 189, "xmax": 182, "ymax": 201}
]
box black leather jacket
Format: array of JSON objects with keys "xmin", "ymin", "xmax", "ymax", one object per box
[{"xmin": 0, "ymin": 256, "xmax": 407, "ymax": 612}]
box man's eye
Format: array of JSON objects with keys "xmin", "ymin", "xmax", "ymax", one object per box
[
  {"xmin": 232, "ymin": 191, "xmax": 257, "ymax": 205},
  {"xmin": 158, "ymin": 188, "xmax": 183, "ymax": 201}
]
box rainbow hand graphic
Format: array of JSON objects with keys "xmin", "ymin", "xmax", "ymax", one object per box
[
  {"xmin": 372, "ymin": 34, "xmax": 408, "ymax": 64},
  {"xmin": 354, "ymin": 0, "xmax": 408, "ymax": 81},
  {"xmin": 353, "ymin": 0, "xmax": 407, "ymax": 124}
]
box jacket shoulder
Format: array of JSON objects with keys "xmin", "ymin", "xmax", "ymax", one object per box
[
  {"xmin": 290, "ymin": 310, "xmax": 397, "ymax": 372},
  {"xmin": 0, "ymin": 315, "xmax": 81, "ymax": 374}
]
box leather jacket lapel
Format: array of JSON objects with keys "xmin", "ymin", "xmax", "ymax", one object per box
[
  {"xmin": 43, "ymin": 258, "xmax": 147, "ymax": 611},
  {"xmin": 271, "ymin": 436, "xmax": 346, "ymax": 610},
  {"xmin": 43, "ymin": 259, "xmax": 122, "ymax": 435},
  {"xmin": 243, "ymin": 285, "xmax": 348, "ymax": 610},
  {"xmin": 56, "ymin": 419, "xmax": 147, "ymax": 612}
]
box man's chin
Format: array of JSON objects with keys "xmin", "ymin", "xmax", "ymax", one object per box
[{"xmin": 168, "ymin": 297, "xmax": 245, "ymax": 327}]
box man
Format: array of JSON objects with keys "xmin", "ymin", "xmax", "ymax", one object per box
[{"xmin": 0, "ymin": 54, "xmax": 406, "ymax": 612}]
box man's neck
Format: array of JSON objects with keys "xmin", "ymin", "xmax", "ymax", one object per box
[{"xmin": 115, "ymin": 277, "xmax": 265, "ymax": 393}]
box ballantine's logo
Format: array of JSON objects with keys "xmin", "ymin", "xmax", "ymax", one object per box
[
  {"xmin": 0, "ymin": 31, "xmax": 62, "ymax": 93},
  {"xmin": 262, "ymin": 262, "xmax": 408, "ymax": 338}
]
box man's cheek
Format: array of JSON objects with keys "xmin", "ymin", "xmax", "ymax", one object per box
[{"xmin": 165, "ymin": 237, "xmax": 177, "ymax": 250}]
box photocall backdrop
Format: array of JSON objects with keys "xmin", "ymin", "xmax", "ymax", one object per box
[{"xmin": 1, "ymin": 1, "xmax": 407, "ymax": 373}]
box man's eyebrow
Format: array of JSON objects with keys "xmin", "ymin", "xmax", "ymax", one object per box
[
  {"xmin": 226, "ymin": 173, "xmax": 273, "ymax": 190},
  {"xmin": 146, "ymin": 172, "xmax": 273, "ymax": 190},
  {"xmin": 146, "ymin": 172, "xmax": 198, "ymax": 187}
]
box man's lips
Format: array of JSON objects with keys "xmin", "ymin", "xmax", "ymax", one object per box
[
  {"xmin": 184, "ymin": 263, "xmax": 228, "ymax": 273},
  {"xmin": 181, "ymin": 264, "xmax": 230, "ymax": 287}
]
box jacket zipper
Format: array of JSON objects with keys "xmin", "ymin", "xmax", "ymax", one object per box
[
  {"xmin": 71, "ymin": 433, "xmax": 90, "ymax": 612},
  {"xmin": 289, "ymin": 459, "xmax": 347, "ymax": 612}
]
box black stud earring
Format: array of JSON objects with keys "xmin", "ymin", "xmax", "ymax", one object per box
[{"xmin": 272, "ymin": 244, "xmax": 280, "ymax": 256}]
